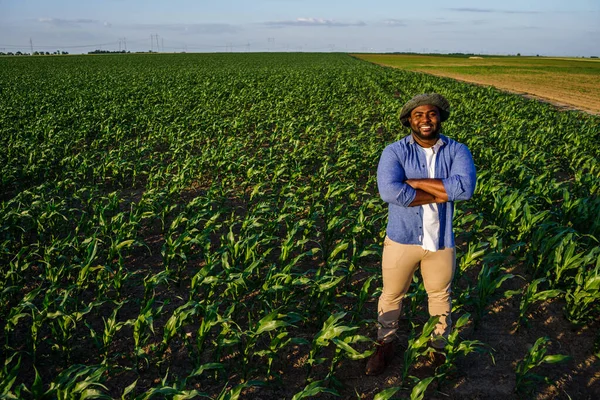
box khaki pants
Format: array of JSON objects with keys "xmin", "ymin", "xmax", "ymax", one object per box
[{"xmin": 377, "ymin": 236, "xmax": 455, "ymax": 346}]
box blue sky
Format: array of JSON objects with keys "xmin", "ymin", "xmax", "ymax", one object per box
[{"xmin": 1, "ymin": 0, "xmax": 599, "ymax": 56}]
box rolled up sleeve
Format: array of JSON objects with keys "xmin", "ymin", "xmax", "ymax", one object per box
[
  {"xmin": 441, "ymin": 144, "xmax": 476, "ymax": 201},
  {"xmin": 377, "ymin": 146, "xmax": 417, "ymax": 207}
]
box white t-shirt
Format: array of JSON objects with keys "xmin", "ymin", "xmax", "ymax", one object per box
[{"xmin": 418, "ymin": 140, "xmax": 443, "ymax": 251}]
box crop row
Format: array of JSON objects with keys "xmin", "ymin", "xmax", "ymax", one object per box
[{"xmin": 1, "ymin": 53, "xmax": 598, "ymax": 399}]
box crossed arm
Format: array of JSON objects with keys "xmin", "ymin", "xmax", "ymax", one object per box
[
  {"xmin": 377, "ymin": 144, "xmax": 476, "ymax": 208},
  {"xmin": 405, "ymin": 179, "xmax": 449, "ymax": 206}
]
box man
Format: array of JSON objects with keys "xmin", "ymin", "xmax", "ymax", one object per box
[{"xmin": 365, "ymin": 93, "xmax": 476, "ymax": 376}]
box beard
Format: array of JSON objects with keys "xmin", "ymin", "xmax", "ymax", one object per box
[{"xmin": 411, "ymin": 125, "xmax": 441, "ymax": 142}]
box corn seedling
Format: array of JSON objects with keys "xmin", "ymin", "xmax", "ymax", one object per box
[
  {"xmin": 515, "ymin": 336, "xmax": 571, "ymax": 394},
  {"xmin": 564, "ymin": 254, "xmax": 600, "ymax": 325},
  {"xmin": 291, "ymin": 380, "xmax": 339, "ymax": 400},
  {"xmin": 402, "ymin": 316, "xmax": 439, "ymax": 381},
  {"xmin": 437, "ymin": 313, "xmax": 490, "ymax": 376},
  {"xmin": 505, "ymin": 278, "xmax": 563, "ymax": 330}
]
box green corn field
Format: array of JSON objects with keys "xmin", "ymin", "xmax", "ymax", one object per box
[{"xmin": 1, "ymin": 53, "xmax": 598, "ymax": 399}]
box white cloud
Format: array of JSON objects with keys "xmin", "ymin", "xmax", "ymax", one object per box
[
  {"xmin": 37, "ymin": 18, "xmax": 100, "ymax": 26},
  {"xmin": 382, "ymin": 19, "xmax": 406, "ymax": 27},
  {"xmin": 263, "ymin": 18, "xmax": 366, "ymax": 27},
  {"xmin": 447, "ymin": 8, "xmax": 540, "ymax": 14}
]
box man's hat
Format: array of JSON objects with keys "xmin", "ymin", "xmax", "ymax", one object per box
[{"xmin": 399, "ymin": 93, "xmax": 451, "ymax": 127}]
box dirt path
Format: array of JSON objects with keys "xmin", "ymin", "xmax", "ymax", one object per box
[{"xmin": 411, "ymin": 69, "xmax": 600, "ymax": 116}]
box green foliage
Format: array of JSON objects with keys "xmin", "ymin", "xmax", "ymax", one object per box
[
  {"xmin": 515, "ymin": 337, "xmax": 571, "ymax": 394},
  {"xmin": 0, "ymin": 52, "xmax": 598, "ymax": 397},
  {"xmin": 505, "ymin": 278, "xmax": 563, "ymax": 330},
  {"xmin": 373, "ymin": 386, "xmax": 402, "ymax": 400},
  {"xmin": 291, "ymin": 380, "xmax": 339, "ymax": 399},
  {"xmin": 438, "ymin": 313, "xmax": 490, "ymax": 375},
  {"xmin": 402, "ymin": 317, "xmax": 439, "ymax": 380}
]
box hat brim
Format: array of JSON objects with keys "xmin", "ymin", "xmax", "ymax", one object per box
[{"xmin": 399, "ymin": 93, "xmax": 451, "ymax": 127}]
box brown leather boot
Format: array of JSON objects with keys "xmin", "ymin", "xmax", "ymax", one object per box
[{"xmin": 365, "ymin": 340, "xmax": 395, "ymax": 376}]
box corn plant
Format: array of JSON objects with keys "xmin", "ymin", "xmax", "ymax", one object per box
[
  {"xmin": 46, "ymin": 296, "xmax": 98, "ymax": 364},
  {"xmin": 212, "ymin": 304, "xmax": 240, "ymax": 365},
  {"xmin": 237, "ymin": 310, "xmax": 291, "ymax": 379},
  {"xmin": 253, "ymin": 331, "xmax": 292, "ymax": 378},
  {"xmin": 4, "ymin": 287, "xmax": 47, "ymax": 363},
  {"xmin": 436, "ymin": 314, "xmax": 490, "ymax": 376},
  {"xmin": 308, "ymin": 274, "xmax": 346, "ymax": 323},
  {"xmin": 564, "ymin": 254, "xmax": 600, "ymax": 325},
  {"xmin": 291, "ymin": 380, "xmax": 339, "ymax": 400},
  {"xmin": 472, "ymin": 253, "xmax": 514, "ymax": 322},
  {"xmin": 212, "ymin": 381, "xmax": 265, "ymax": 400},
  {"xmin": 99, "ymin": 301, "xmax": 134, "ymax": 365},
  {"xmin": 373, "ymin": 387, "xmax": 402, "ymax": 400},
  {"xmin": 0, "ymin": 353, "xmax": 23, "ymax": 398},
  {"xmin": 552, "ymin": 234, "xmax": 589, "ymax": 286},
  {"xmin": 25, "ymin": 364, "xmax": 111, "ymax": 399},
  {"xmin": 133, "ymin": 297, "xmax": 165, "ymax": 368},
  {"xmin": 515, "ymin": 336, "xmax": 571, "ymax": 394},
  {"xmin": 345, "ymin": 274, "xmax": 377, "ymax": 319},
  {"xmin": 195, "ymin": 302, "xmax": 223, "ymax": 358},
  {"xmin": 505, "ymin": 278, "xmax": 563, "ymax": 330},
  {"xmin": 458, "ymin": 241, "xmax": 488, "ymax": 274},
  {"xmin": 162, "ymin": 227, "xmax": 199, "ymax": 283},
  {"xmin": 306, "ymin": 312, "xmax": 371, "ymax": 380},
  {"xmin": 410, "ymin": 376, "xmax": 437, "ymax": 400},
  {"xmin": 161, "ymin": 300, "xmax": 202, "ymax": 354},
  {"xmin": 517, "ymin": 204, "xmax": 551, "ymax": 241},
  {"xmin": 402, "ymin": 316, "xmax": 439, "ymax": 381}
]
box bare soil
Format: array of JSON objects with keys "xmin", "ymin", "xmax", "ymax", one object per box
[{"xmin": 411, "ymin": 70, "xmax": 600, "ymax": 116}]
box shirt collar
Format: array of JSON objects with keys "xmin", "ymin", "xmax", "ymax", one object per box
[{"xmin": 407, "ymin": 134, "xmax": 447, "ymax": 151}]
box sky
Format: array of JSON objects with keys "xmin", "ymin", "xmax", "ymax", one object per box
[{"xmin": 1, "ymin": 0, "xmax": 599, "ymax": 56}]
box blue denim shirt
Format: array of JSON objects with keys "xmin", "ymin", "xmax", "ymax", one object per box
[{"xmin": 377, "ymin": 134, "xmax": 476, "ymax": 248}]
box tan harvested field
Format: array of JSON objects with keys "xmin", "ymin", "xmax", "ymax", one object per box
[{"xmin": 354, "ymin": 54, "xmax": 600, "ymax": 114}]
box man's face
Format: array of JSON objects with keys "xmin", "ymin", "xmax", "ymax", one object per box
[{"xmin": 408, "ymin": 104, "xmax": 441, "ymax": 141}]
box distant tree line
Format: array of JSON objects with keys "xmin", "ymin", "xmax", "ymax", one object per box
[
  {"xmin": 87, "ymin": 50, "xmax": 131, "ymax": 54},
  {"xmin": 0, "ymin": 51, "xmax": 69, "ymax": 56},
  {"xmin": 1, "ymin": 50, "xmax": 598, "ymax": 58}
]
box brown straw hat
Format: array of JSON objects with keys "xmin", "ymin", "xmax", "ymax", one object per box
[{"xmin": 399, "ymin": 93, "xmax": 451, "ymax": 127}]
